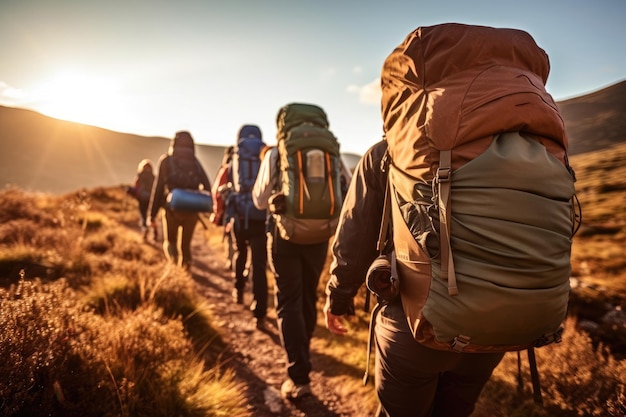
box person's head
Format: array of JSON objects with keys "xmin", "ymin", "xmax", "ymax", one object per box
[
  {"xmin": 137, "ymin": 159, "xmax": 153, "ymax": 173},
  {"xmin": 169, "ymin": 130, "xmax": 195, "ymax": 156}
]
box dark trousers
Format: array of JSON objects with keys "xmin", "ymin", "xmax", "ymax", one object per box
[
  {"xmin": 267, "ymin": 232, "xmax": 328, "ymax": 385},
  {"xmin": 233, "ymin": 219, "xmax": 268, "ymax": 319},
  {"xmin": 375, "ymin": 300, "xmax": 504, "ymax": 417},
  {"xmin": 163, "ymin": 209, "xmax": 198, "ymax": 270},
  {"xmin": 138, "ymin": 199, "xmax": 150, "ymax": 228}
]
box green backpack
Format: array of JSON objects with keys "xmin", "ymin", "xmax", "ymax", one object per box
[{"xmin": 271, "ymin": 103, "xmax": 343, "ymax": 244}]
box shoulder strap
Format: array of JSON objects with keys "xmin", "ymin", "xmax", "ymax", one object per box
[
  {"xmin": 437, "ymin": 150, "xmax": 458, "ymax": 296},
  {"xmin": 377, "ymin": 179, "xmax": 391, "ymax": 255},
  {"xmin": 376, "ymin": 149, "xmax": 392, "ymax": 255}
]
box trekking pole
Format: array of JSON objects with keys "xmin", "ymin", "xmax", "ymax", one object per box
[{"xmin": 528, "ymin": 347, "xmax": 543, "ymax": 405}]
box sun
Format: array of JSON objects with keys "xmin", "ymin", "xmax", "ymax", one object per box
[{"xmin": 34, "ymin": 71, "xmax": 124, "ymax": 127}]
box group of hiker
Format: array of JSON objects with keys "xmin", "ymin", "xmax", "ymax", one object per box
[{"xmin": 125, "ymin": 23, "xmax": 579, "ymax": 417}]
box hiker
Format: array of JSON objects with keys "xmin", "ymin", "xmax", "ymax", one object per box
[
  {"xmin": 225, "ymin": 125, "xmax": 268, "ymax": 329},
  {"xmin": 325, "ymin": 23, "xmax": 576, "ymax": 417},
  {"xmin": 211, "ymin": 145, "xmax": 236, "ymax": 270},
  {"xmin": 128, "ymin": 158, "xmax": 157, "ymax": 241},
  {"xmin": 253, "ymin": 103, "xmax": 349, "ymax": 400},
  {"xmin": 325, "ymin": 140, "xmax": 505, "ymax": 416},
  {"xmin": 148, "ymin": 131, "xmax": 211, "ymax": 271}
]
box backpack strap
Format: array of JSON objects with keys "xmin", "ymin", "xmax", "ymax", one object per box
[
  {"xmin": 325, "ymin": 151, "xmax": 337, "ymax": 217},
  {"xmin": 436, "ymin": 150, "xmax": 458, "ymax": 296},
  {"xmin": 377, "ymin": 178, "xmax": 391, "ymax": 254},
  {"xmin": 528, "ymin": 347, "xmax": 544, "ymax": 405},
  {"xmin": 517, "ymin": 348, "xmax": 544, "ymax": 405}
]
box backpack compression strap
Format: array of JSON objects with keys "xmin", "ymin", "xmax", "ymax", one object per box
[
  {"xmin": 325, "ymin": 151, "xmax": 336, "ymax": 216},
  {"xmin": 437, "ymin": 150, "xmax": 458, "ymax": 296}
]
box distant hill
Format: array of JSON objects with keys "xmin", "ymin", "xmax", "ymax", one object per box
[
  {"xmin": 558, "ymin": 80, "xmax": 626, "ymax": 155},
  {"xmin": 0, "ymin": 106, "xmax": 227, "ymax": 194},
  {"xmin": 1, "ymin": 79, "xmax": 625, "ymax": 194}
]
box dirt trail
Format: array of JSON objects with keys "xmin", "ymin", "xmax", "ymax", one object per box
[{"xmin": 188, "ymin": 230, "xmax": 367, "ymax": 417}]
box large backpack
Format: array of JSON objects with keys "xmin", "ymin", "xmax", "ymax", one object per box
[
  {"xmin": 380, "ymin": 24, "xmax": 580, "ymax": 353},
  {"xmin": 167, "ymin": 155, "xmax": 203, "ymax": 191},
  {"xmin": 272, "ymin": 103, "xmax": 343, "ymax": 244},
  {"xmin": 230, "ymin": 125, "xmax": 266, "ymax": 228},
  {"xmin": 165, "ymin": 154, "xmax": 212, "ymax": 212}
]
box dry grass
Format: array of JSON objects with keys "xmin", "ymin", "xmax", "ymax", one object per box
[{"xmin": 0, "ymin": 186, "xmax": 248, "ymax": 417}]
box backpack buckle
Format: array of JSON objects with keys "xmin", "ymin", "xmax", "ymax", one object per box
[
  {"xmin": 535, "ymin": 327, "xmax": 564, "ymax": 347},
  {"xmin": 436, "ymin": 167, "xmax": 451, "ymax": 183},
  {"xmin": 451, "ymin": 335, "xmax": 471, "ymax": 352}
]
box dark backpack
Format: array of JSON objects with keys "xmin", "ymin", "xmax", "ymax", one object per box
[
  {"xmin": 135, "ymin": 170, "xmax": 154, "ymax": 202},
  {"xmin": 167, "ymin": 155, "xmax": 203, "ymax": 191},
  {"xmin": 230, "ymin": 125, "xmax": 266, "ymax": 227},
  {"xmin": 380, "ymin": 24, "xmax": 581, "ymax": 353},
  {"xmin": 271, "ymin": 103, "xmax": 343, "ymax": 244}
]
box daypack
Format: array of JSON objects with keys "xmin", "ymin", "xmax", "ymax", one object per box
[
  {"xmin": 380, "ymin": 24, "xmax": 580, "ymax": 353},
  {"xmin": 230, "ymin": 125, "xmax": 267, "ymax": 227},
  {"xmin": 210, "ymin": 162, "xmax": 231, "ymax": 226},
  {"xmin": 272, "ymin": 103, "xmax": 343, "ymax": 244}
]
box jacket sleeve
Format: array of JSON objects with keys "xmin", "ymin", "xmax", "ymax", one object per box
[
  {"xmin": 326, "ymin": 141, "xmax": 388, "ymax": 316},
  {"xmin": 252, "ymin": 148, "xmax": 277, "ymax": 210}
]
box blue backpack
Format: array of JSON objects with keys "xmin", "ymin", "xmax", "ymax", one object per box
[{"xmin": 230, "ymin": 125, "xmax": 267, "ymax": 228}]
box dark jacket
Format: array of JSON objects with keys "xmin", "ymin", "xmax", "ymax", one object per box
[
  {"xmin": 135, "ymin": 169, "xmax": 155, "ymax": 202},
  {"xmin": 326, "ymin": 140, "xmax": 388, "ymax": 316}
]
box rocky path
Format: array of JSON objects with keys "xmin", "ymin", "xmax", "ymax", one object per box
[{"xmin": 188, "ymin": 230, "xmax": 367, "ymax": 417}]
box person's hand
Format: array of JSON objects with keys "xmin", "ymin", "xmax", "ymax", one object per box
[
  {"xmin": 224, "ymin": 218, "xmax": 233, "ymax": 234},
  {"xmin": 324, "ymin": 297, "xmax": 348, "ymax": 336}
]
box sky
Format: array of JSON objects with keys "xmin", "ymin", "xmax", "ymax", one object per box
[{"xmin": 1, "ymin": 0, "xmax": 625, "ymax": 155}]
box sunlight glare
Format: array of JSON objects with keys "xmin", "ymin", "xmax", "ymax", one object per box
[{"xmin": 34, "ymin": 71, "xmax": 124, "ymax": 127}]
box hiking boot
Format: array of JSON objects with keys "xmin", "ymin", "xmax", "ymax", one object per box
[{"xmin": 280, "ymin": 379, "xmax": 311, "ymax": 400}]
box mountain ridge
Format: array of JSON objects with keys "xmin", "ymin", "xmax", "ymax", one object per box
[{"xmin": 1, "ymin": 79, "xmax": 625, "ymax": 194}]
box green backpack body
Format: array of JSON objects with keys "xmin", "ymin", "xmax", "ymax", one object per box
[{"xmin": 272, "ymin": 103, "xmax": 343, "ymax": 244}]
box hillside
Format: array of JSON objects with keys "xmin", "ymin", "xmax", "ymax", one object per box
[
  {"xmin": 0, "ymin": 106, "xmax": 226, "ymax": 194},
  {"xmin": 0, "ymin": 186, "xmax": 623, "ymax": 416},
  {"xmin": 558, "ymin": 80, "xmax": 626, "ymax": 155},
  {"xmin": 0, "ymin": 107, "xmax": 362, "ymax": 195}
]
